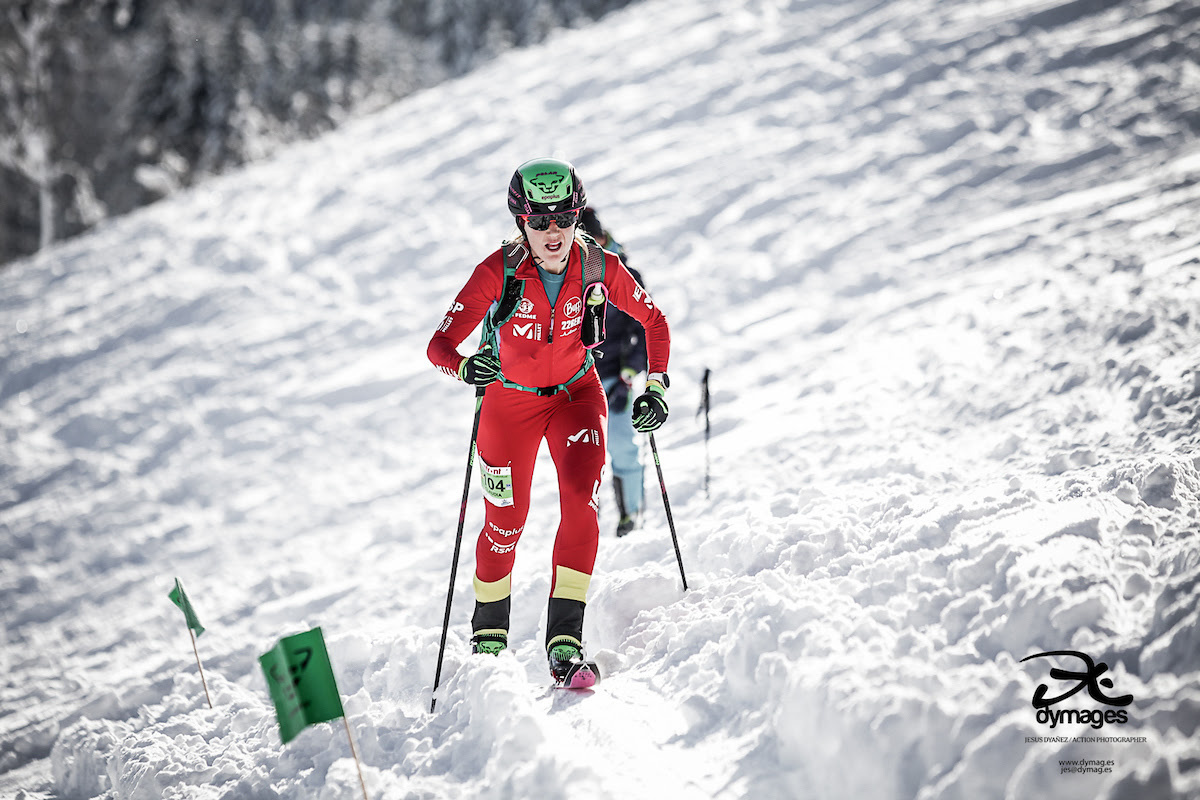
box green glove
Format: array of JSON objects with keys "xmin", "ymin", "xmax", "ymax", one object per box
[
  {"xmin": 632, "ymin": 380, "xmax": 668, "ymax": 432},
  {"xmin": 458, "ymin": 350, "xmax": 501, "ymax": 386}
]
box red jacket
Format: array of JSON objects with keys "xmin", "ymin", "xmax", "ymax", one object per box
[{"xmin": 428, "ymin": 239, "xmax": 670, "ymax": 389}]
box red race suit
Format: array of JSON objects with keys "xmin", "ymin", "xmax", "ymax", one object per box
[{"xmin": 427, "ymin": 237, "xmax": 670, "ymax": 634}]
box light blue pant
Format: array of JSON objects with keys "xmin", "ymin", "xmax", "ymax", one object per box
[{"xmin": 602, "ymin": 374, "xmax": 644, "ymax": 516}]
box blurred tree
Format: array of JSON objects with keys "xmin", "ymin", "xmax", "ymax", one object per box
[
  {"xmin": 1, "ymin": 0, "xmax": 63, "ymax": 251},
  {"xmin": 0, "ymin": 0, "xmax": 641, "ymax": 266}
]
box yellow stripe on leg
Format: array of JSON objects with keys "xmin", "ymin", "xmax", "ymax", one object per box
[
  {"xmin": 473, "ymin": 574, "xmax": 512, "ymax": 603},
  {"xmin": 474, "ymin": 628, "xmax": 508, "ymax": 637},
  {"xmin": 551, "ymin": 566, "xmax": 591, "ymax": 603}
]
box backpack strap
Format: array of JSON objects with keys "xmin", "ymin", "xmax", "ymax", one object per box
[
  {"xmin": 481, "ymin": 241, "xmax": 528, "ymax": 350},
  {"xmin": 579, "ymin": 233, "xmax": 608, "ymax": 349},
  {"xmin": 581, "ymin": 233, "xmax": 606, "ymax": 287}
]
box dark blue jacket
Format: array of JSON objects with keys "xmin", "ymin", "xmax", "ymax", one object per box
[{"xmin": 595, "ymin": 261, "xmax": 647, "ymax": 411}]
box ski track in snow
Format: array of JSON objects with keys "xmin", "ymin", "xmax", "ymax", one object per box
[{"xmin": 3, "ymin": 0, "xmax": 1200, "ymax": 798}]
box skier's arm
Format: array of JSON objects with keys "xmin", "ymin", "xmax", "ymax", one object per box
[
  {"xmin": 427, "ymin": 255, "xmax": 504, "ymax": 379},
  {"xmin": 620, "ymin": 265, "xmax": 649, "ymax": 375},
  {"xmin": 604, "ymin": 255, "xmax": 669, "ymax": 380}
]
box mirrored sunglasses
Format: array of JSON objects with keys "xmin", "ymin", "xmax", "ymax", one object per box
[{"xmin": 522, "ymin": 211, "xmax": 579, "ymax": 231}]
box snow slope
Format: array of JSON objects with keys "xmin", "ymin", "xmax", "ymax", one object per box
[{"xmin": 3, "ymin": 0, "xmax": 1200, "ymax": 798}]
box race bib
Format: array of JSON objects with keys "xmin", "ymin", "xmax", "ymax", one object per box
[{"xmin": 478, "ymin": 455, "xmax": 514, "ymax": 507}]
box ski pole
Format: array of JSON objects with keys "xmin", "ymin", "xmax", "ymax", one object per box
[
  {"xmin": 648, "ymin": 432, "xmax": 688, "ymax": 591},
  {"xmin": 698, "ymin": 368, "xmax": 711, "ymax": 499},
  {"xmin": 431, "ymin": 385, "xmax": 485, "ymax": 713}
]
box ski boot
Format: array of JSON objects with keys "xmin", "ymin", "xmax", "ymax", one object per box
[
  {"xmin": 471, "ymin": 596, "xmax": 510, "ymax": 655},
  {"xmin": 547, "ymin": 635, "xmax": 599, "ymax": 689},
  {"xmin": 471, "ymin": 632, "xmax": 507, "ymax": 655},
  {"xmin": 613, "ymin": 475, "xmax": 639, "ymax": 538}
]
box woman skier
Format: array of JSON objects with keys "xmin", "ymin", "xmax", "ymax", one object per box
[{"xmin": 427, "ymin": 157, "xmax": 671, "ymax": 686}]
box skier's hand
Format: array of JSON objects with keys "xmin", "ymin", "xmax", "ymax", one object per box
[
  {"xmin": 632, "ymin": 380, "xmax": 668, "ymax": 432},
  {"xmin": 458, "ymin": 350, "xmax": 501, "ymax": 386},
  {"xmin": 607, "ymin": 367, "xmax": 639, "ymax": 413}
]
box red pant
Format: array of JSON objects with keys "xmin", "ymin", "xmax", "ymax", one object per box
[{"xmin": 473, "ymin": 370, "xmax": 607, "ymax": 600}]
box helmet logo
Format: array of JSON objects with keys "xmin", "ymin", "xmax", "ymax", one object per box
[{"xmin": 525, "ymin": 171, "xmax": 569, "ymax": 202}]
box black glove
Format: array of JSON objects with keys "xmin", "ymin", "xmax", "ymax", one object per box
[
  {"xmin": 631, "ymin": 381, "xmax": 668, "ymax": 432},
  {"xmin": 458, "ymin": 350, "xmax": 501, "ymax": 386},
  {"xmin": 608, "ymin": 367, "xmax": 638, "ymax": 412}
]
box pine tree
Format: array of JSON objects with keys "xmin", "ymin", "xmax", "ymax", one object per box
[{"xmin": 0, "ymin": 1, "xmax": 62, "ymax": 251}]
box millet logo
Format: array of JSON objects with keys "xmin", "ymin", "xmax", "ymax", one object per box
[
  {"xmin": 512, "ymin": 322, "xmax": 540, "ymax": 340},
  {"xmin": 567, "ymin": 428, "xmax": 600, "ymax": 447},
  {"xmin": 1021, "ymin": 650, "xmax": 1132, "ymax": 729}
]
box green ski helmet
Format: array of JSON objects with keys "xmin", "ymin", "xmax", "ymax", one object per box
[{"xmin": 507, "ymin": 158, "xmax": 587, "ymax": 218}]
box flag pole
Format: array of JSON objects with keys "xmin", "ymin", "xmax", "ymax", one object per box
[
  {"xmin": 189, "ymin": 627, "xmax": 213, "ymax": 709},
  {"xmin": 343, "ymin": 717, "xmax": 369, "ymax": 800}
]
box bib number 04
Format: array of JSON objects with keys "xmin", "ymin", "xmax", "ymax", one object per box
[{"xmin": 478, "ymin": 455, "xmax": 514, "ymax": 508}]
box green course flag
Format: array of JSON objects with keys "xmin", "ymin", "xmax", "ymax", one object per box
[
  {"xmin": 169, "ymin": 578, "xmax": 205, "ymax": 636},
  {"xmin": 169, "ymin": 577, "xmax": 212, "ymax": 708},
  {"xmin": 259, "ymin": 627, "xmax": 346, "ymax": 744}
]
